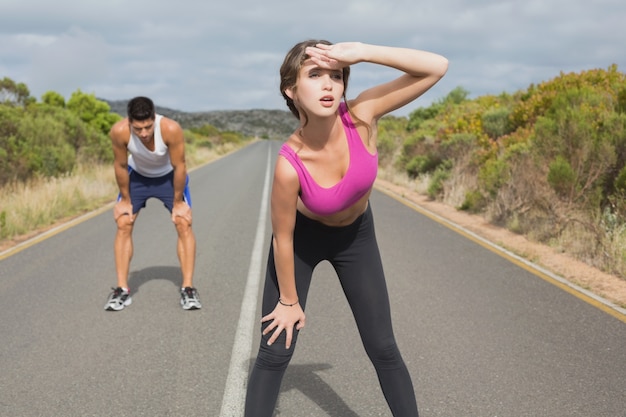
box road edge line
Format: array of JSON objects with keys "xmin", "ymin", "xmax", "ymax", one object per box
[
  {"xmin": 375, "ymin": 185, "xmax": 626, "ymax": 324},
  {"xmin": 219, "ymin": 142, "xmax": 272, "ymax": 416}
]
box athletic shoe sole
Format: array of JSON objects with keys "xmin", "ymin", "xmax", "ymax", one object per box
[
  {"xmin": 181, "ymin": 299, "xmax": 201, "ymax": 310},
  {"xmin": 105, "ymin": 296, "xmax": 132, "ymax": 311}
]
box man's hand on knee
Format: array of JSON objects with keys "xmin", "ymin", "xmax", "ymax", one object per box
[
  {"xmin": 114, "ymin": 200, "xmax": 136, "ymax": 225},
  {"xmin": 171, "ymin": 201, "xmax": 192, "ymax": 226}
]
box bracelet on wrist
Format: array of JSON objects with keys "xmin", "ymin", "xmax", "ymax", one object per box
[{"xmin": 278, "ymin": 298, "xmax": 299, "ymax": 307}]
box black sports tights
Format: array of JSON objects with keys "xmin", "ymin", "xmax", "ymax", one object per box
[{"xmin": 244, "ymin": 205, "xmax": 419, "ymax": 416}]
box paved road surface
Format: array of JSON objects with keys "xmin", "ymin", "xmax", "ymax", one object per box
[{"xmin": 1, "ymin": 140, "xmax": 625, "ymax": 417}]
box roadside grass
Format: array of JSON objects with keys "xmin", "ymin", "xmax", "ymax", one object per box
[
  {"xmin": 0, "ymin": 141, "xmax": 244, "ymax": 251},
  {"xmin": 378, "ymin": 165, "xmax": 626, "ymax": 282},
  {"xmin": 0, "ymin": 164, "xmax": 117, "ymax": 249}
]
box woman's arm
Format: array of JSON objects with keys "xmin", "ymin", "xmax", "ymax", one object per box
[
  {"xmin": 306, "ymin": 42, "xmax": 448, "ymax": 123},
  {"xmin": 261, "ymin": 156, "xmax": 306, "ymax": 349}
]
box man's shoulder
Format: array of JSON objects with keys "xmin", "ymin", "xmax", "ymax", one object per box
[
  {"xmin": 158, "ymin": 116, "xmax": 183, "ymax": 142},
  {"xmin": 159, "ymin": 115, "xmax": 182, "ymax": 130},
  {"xmin": 110, "ymin": 118, "xmax": 130, "ymax": 141}
]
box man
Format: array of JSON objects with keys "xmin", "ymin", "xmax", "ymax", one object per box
[{"xmin": 104, "ymin": 96, "xmax": 201, "ymax": 311}]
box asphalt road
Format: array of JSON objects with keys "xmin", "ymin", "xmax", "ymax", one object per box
[{"xmin": 1, "ymin": 140, "xmax": 625, "ymax": 417}]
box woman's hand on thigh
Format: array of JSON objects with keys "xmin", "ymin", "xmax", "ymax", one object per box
[{"xmin": 261, "ymin": 303, "xmax": 306, "ymax": 349}]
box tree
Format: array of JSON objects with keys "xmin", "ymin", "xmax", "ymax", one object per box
[
  {"xmin": 66, "ymin": 89, "xmax": 121, "ymax": 135},
  {"xmin": 407, "ymin": 86, "xmax": 470, "ymax": 131},
  {"xmin": 41, "ymin": 91, "xmax": 66, "ymax": 108},
  {"xmin": 0, "ymin": 77, "xmax": 33, "ymax": 106}
]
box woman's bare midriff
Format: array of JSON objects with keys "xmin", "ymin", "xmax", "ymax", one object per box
[{"xmin": 296, "ymin": 191, "xmax": 372, "ymax": 226}]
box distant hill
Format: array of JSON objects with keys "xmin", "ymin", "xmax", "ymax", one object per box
[{"xmin": 104, "ymin": 99, "xmax": 298, "ymax": 140}]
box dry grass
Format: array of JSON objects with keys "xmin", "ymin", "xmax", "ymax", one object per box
[
  {"xmin": 0, "ymin": 141, "xmax": 243, "ymax": 252},
  {"xmin": 375, "ymin": 177, "xmax": 626, "ymax": 309},
  {"xmin": 377, "ymin": 167, "xmax": 426, "ymax": 195},
  {"xmin": 0, "ymin": 164, "xmax": 117, "ymax": 246},
  {"xmin": 380, "ymin": 153, "xmax": 626, "ymax": 281}
]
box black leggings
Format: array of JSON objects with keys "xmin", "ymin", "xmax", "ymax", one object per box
[{"xmin": 245, "ymin": 205, "xmax": 419, "ymax": 417}]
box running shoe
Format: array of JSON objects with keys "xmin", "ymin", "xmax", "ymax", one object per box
[
  {"xmin": 180, "ymin": 287, "xmax": 202, "ymax": 310},
  {"xmin": 104, "ymin": 287, "xmax": 132, "ymax": 311}
]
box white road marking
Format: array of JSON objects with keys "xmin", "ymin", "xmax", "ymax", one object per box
[{"xmin": 219, "ymin": 143, "xmax": 272, "ymax": 416}]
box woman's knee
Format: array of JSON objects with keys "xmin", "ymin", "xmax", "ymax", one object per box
[
  {"xmin": 254, "ymin": 341, "xmax": 296, "ymax": 372},
  {"xmin": 364, "ymin": 339, "xmax": 405, "ymax": 369}
]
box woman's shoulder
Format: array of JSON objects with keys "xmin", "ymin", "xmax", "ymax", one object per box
[
  {"xmin": 274, "ymin": 149, "xmax": 301, "ymax": 193},
  {"xmin": 280, "ymin": 134, "xmax": 305, "ymax": 155},
  {"xmin": 344, "ymin": 98, "xmax": 375, "ymax": 126}
]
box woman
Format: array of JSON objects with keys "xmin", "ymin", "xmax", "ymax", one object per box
[{"xmin": 245, "ymin": 40, "xmax": 448, "ymax": 416}]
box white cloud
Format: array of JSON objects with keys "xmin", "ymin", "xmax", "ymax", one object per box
[
  {"xmin": 0, "ymin": 0, "xmax": 624, "ymax": 116},
  {"xmin": 25, "ymin": 27, "xmax": 110, "ymax": 98}
]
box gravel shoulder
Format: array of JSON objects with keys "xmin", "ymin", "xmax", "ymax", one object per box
[{"xmin": 375, "ymin": 178, "xmax": 626, "ymax": 311}]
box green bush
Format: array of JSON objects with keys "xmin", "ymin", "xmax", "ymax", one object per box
[
  {"xmin": 0, "ymin": 86, "xmax": 115, "ymax": 185},
  {"xmin": 547, "ymin": 156, "xmax": 576, "ymax": 198},
  {"xmin": 427, "ymin": 161, "xmax": 452, "ymax": 198},
  {"xmin": 615, "ymin": 165, "xmax": 626, "ymax": 192},
  {"xmin": 406, "ymin": 154, "xmax": 442, "ymax": 178},
  {"xmin": 220, "ymin": 131, "xmax": 243, "ymax": 144},
  {"xmin": 477, "ymin": 158, "xmax": 509, "ymax": 197},
  {"xmin": 459, "ymin": 189, "xmax": 487, "ymax": 212},
  {"xmin": 482, "ymin": 107, "xmax": 512, "ymax": 139},
  {"xmin": 190, "ymin": 124, "xmax": 220, "ymax": 137},
  {"xmin": 66, "ymin": 90, "xmax": 120, "ymax": 136},
  {"xmin": 377, "ymin": 116, "xmax": 408, "ymax": 164}
]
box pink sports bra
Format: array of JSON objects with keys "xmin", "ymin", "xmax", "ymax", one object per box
[{"xmin": 279, "ymin": 102, "xmax": 378, "ymax": 216}]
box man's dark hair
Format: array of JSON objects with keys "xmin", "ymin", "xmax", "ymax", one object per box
[{"xmin": 127, "ymin": 96, "xmax": 156, "ymax": 121}]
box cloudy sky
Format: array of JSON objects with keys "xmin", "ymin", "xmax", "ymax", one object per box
[{"xmin": 1, "ymin": 0, "xmax": 624, "ymax": 116}]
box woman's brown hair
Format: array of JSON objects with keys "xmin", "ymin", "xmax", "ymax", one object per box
[
  {"xmin": 279, "ymin": 39, "xmax": 371, "ymax": 140},
  {"xmin": 279, "ymin": 40, "xmax": 349, "ymax": 122}
]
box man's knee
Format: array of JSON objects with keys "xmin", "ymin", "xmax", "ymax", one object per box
[
  {"xmin": 116, "ymin": 215, "xmax": 134, "ymax": 232},
  {"xmin": 173, "ymin": 217, "xmax": 193, "ymax": 234}
]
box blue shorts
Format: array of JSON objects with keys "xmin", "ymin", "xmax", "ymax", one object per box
[{"xmin": 120, "ymin": 168, "xmax": 192, "ymax": 214}]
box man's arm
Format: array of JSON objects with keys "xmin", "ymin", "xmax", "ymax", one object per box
[
  {"xmin": 110, "ymin": 119, "xmax": 133, "ymax": 221},
  {"xmin": 161, "ymin": 117, "xmax": 192, "ymax": 223}
]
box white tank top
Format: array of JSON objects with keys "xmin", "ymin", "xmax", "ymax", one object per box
[{"xmin": 127, "ymin": 114, "xmax": 173, "ymax": 177}]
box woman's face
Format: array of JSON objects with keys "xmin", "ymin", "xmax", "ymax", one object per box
[{"xmin": 287, "ymin": 59, "xmax": 345, "ymax": 118}]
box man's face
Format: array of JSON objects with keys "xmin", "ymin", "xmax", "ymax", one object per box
[{"xmin": 129, "ymin": 119, "xmax": 155, "ymax": 144}]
